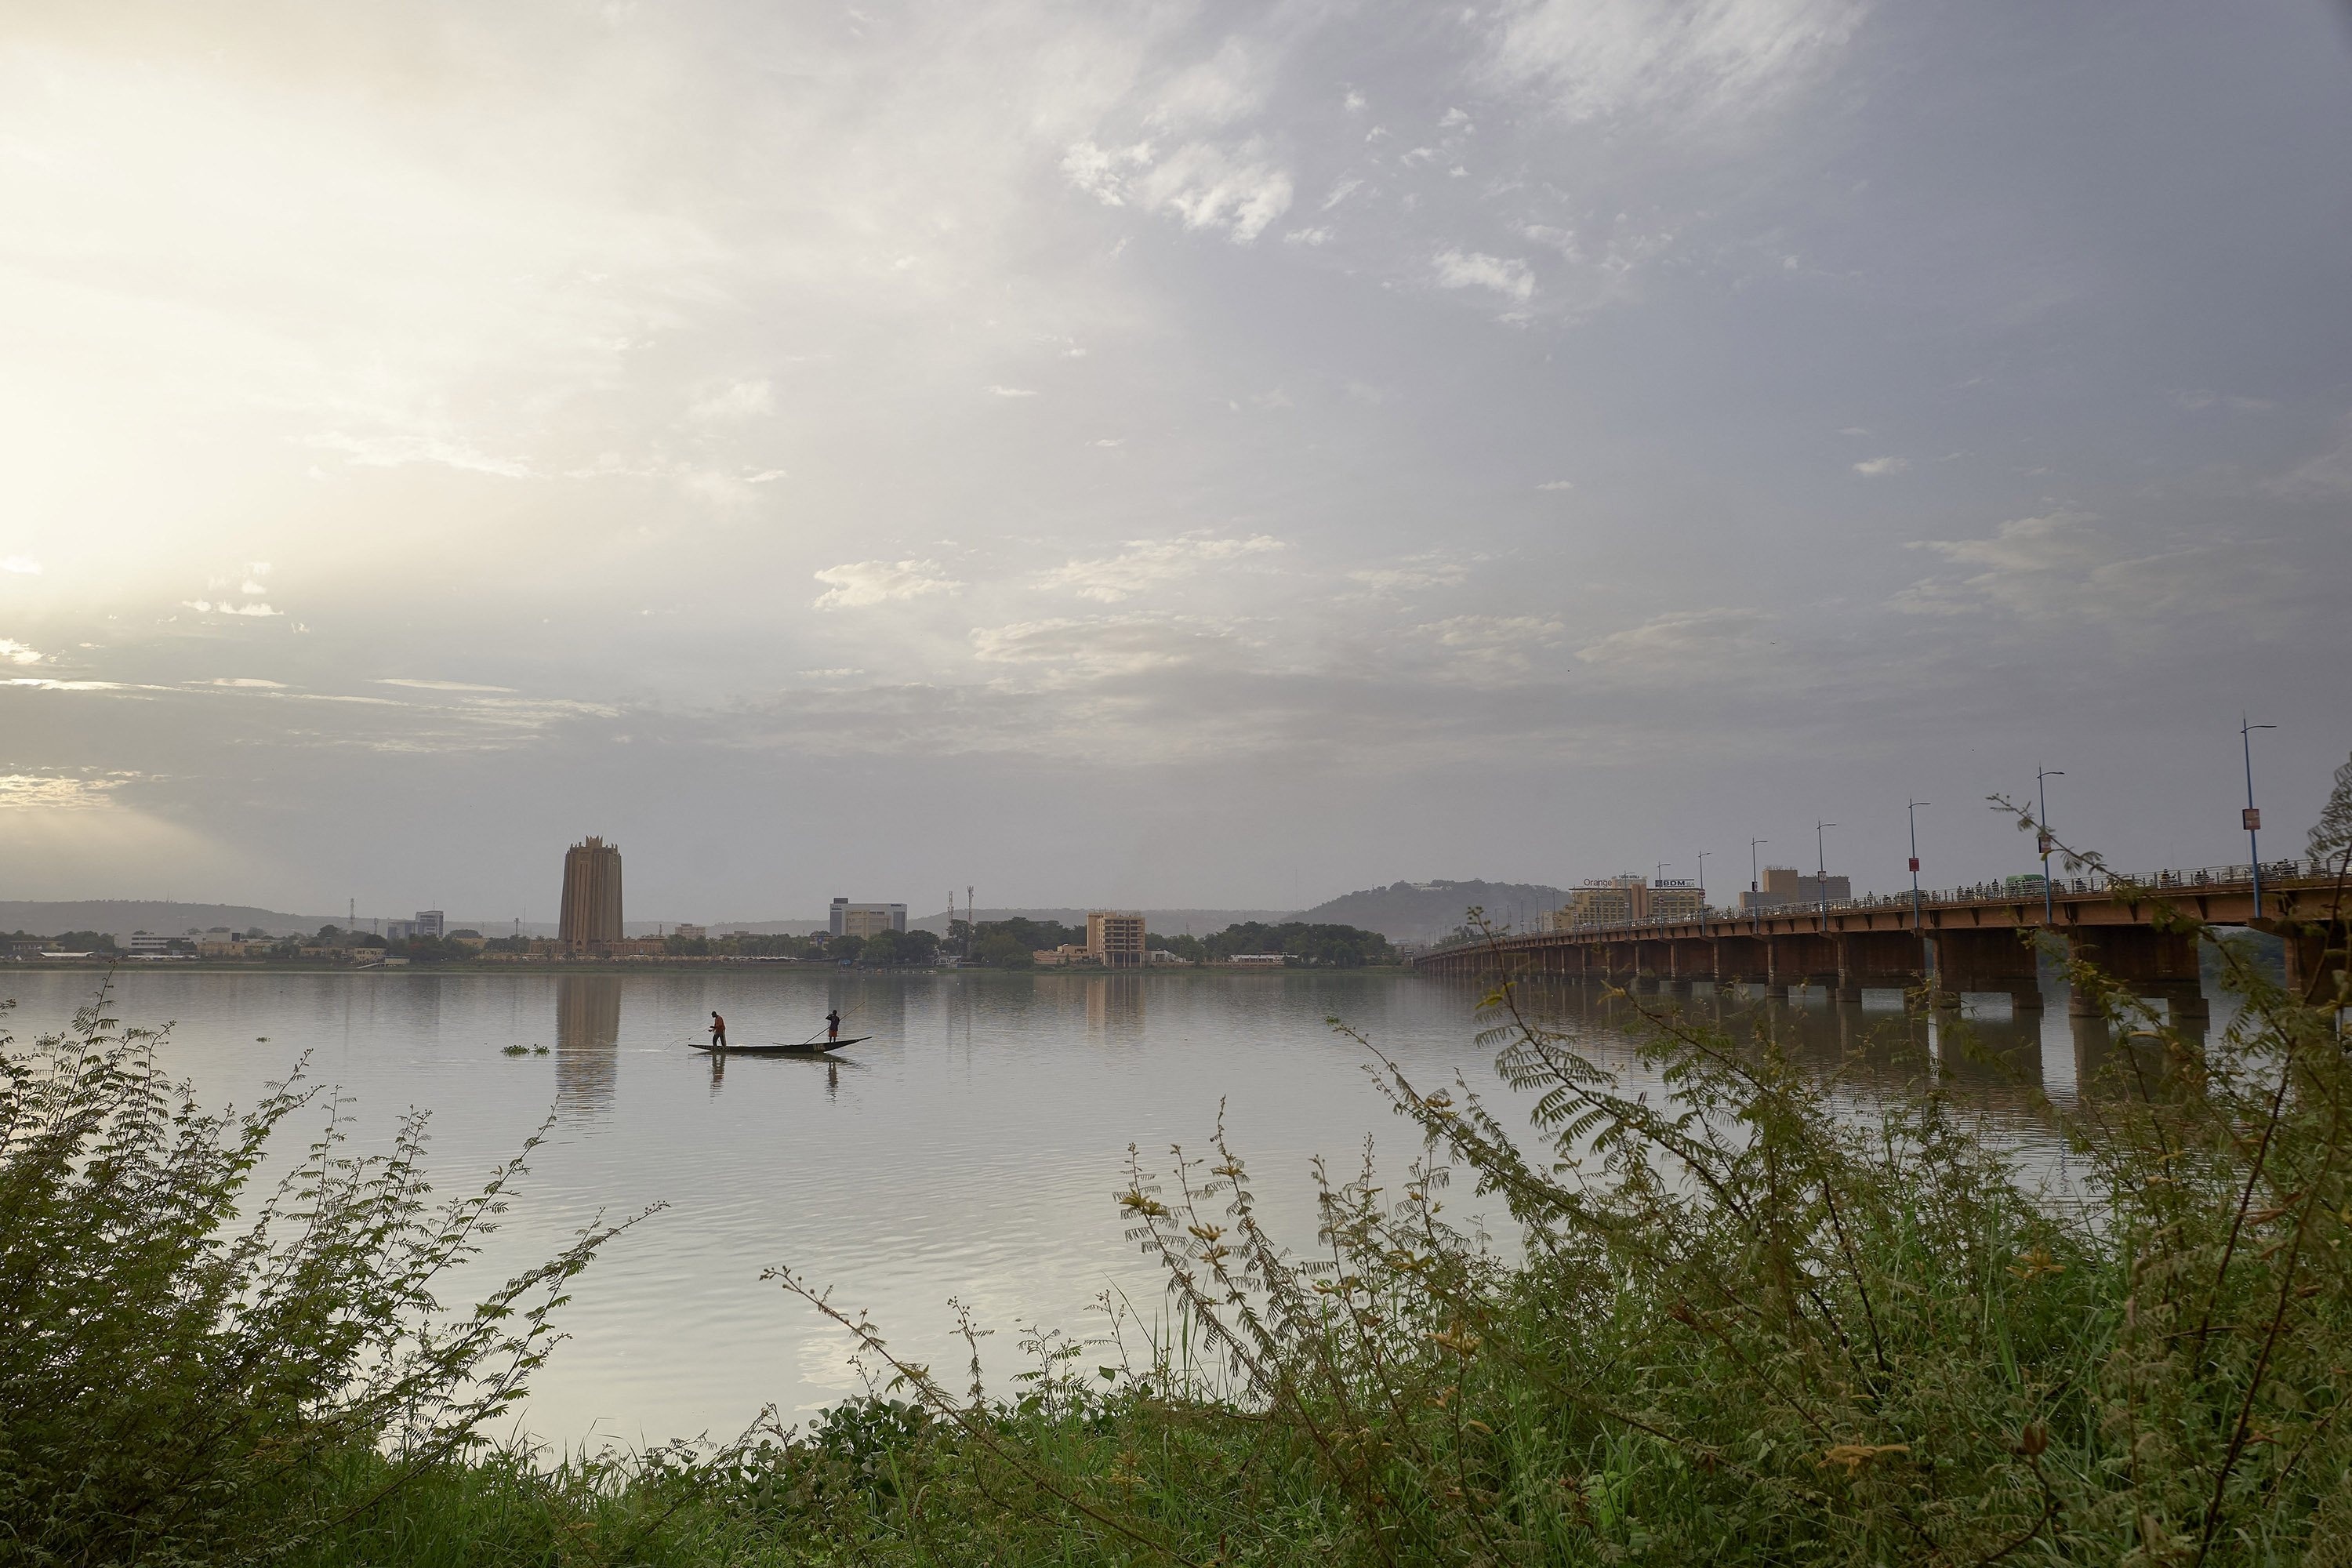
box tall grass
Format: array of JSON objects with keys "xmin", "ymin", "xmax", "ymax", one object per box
[{"xmin": 6, "ymin": 845, "xmax": 2348, "ymax": 1565}]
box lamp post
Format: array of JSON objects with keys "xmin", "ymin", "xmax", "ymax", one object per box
[
  {"xmin": 1907, "ymin": 800, "xmax": 1929, "ymax": 931},
  {"xmin": 1750, "ymin": 837, "xmax": 1767, "ymax": 935},
  {"xmin": 1695, "ymin": 850, "xmax": 1711, "ymax": 936},
  {"xmin": 1815, "ymin": 822, "xmax": 1837, "ymax": 931},
  {"xmin": 2036, "ymin": 766, "xmax": 2063, "ymax": 927},
  {"xmin": 2242, "ymin": 716, "xmax": 2277, "ymax": 920},
  {"xmin": 1907, "ymin": 799, "xmax": 1933, "ymax": 1001}
]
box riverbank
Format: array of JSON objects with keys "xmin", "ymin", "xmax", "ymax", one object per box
[{"xmin": 10, "ymin": 923, "xmax": 2347, "ymax": 1565}]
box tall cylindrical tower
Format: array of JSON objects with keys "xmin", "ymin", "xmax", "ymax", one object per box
[{"xmin": 559, "ymin": 837, "xmax": 624, "ymax": 950}]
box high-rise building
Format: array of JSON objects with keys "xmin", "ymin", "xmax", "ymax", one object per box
[
  {"xmin": 1087, "ymin": 911, "xmax": 1146, "ymax": 967},
  {"xmin": 1738, "ymin": 867, "xmax": 1851, "ymax": 913},
  {"xmin": 1551, "ymin": 875, "xmax": 1646, "ymax": 928},
  {"xmin": 560, "ymin": 837, "xmax": 625, "ymax": 950},
  {"xmin": 829, "ymin": 898, "xmax": 907, "ymax": 938},
  {"xmin": 413, "ymin": 909, "xmax": 445, "ymax": 938}
]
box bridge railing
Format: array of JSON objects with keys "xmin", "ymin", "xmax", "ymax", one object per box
[{"xmin": 1416, "ymin": 856, "xmax": 2346, "ymax": 956}]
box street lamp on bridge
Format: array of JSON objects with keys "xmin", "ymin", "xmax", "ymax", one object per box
[
  {"xmin": 1750, "ymin": 837, "xmax": 1767, "ymax": 935},
  {"xmin": 1907, "ymin": 799, "xmax": 1929, "ymax": 932},
  {"xmin": 2036, "ymin": 765, "xmax": 2064, "ymax": 926},
  {"xmin": 1696, "ymin": 849, "xmax": 1711, "ymax": 936},
  {"xmin": 2243, "ymin": 715, "xmax": 2278, "ymax": 920},
  {"xmin": 1815, "ymin": 821, "xmax": 1837, "ymax": 930}
]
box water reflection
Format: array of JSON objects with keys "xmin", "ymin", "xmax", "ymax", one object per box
[
  {"xmin": 1083, "ymin": 975, "xmax": 1145, "ymax": 1041},
  {"xmin": 1513, "ymin": 978, "xmax": 2059, "ymax": 1123},
  {"xmin": 555, "ymin": 975, "xmax": 622, "ymax": 1117},
  {"xmin": 27, "ymin": 966, "xmax": 2125, "ymax": 1447}
]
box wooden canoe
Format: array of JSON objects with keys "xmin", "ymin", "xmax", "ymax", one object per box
[{"xmin": 691, "ymin": 1036, "xmax": 869, "ymax": 1056}]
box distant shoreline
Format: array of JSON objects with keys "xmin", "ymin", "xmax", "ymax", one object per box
[{"xmin": 3, "ymin": 960, "xmax": 1416, "ymax": 976}]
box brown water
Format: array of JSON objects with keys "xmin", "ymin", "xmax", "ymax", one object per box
[{"xmin": 5, "ymin": 966, "xmax": 2151, "ymax": 1445}]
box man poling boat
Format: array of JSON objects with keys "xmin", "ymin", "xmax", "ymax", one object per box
[{"xmin": 688, "ymin": 1004, "xmax": 866, "ymax": 1055}]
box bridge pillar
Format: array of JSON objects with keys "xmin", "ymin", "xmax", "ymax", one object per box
[
  {"xmin": 1937, "ymin": 927, "xmax": 2045, "ymax": 1012},
  {"xmin": 2067, "ymin": 926, "xmax": 2203, "ymax": 1017},
  {"xmin": 2278, "ymin": 920, "xmax": 2350, "ymax": 1006}
]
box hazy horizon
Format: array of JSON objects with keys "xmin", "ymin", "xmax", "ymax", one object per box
[{"xmin": 5, "ymin": 1, "xmax": 2349, "ymax": 920}]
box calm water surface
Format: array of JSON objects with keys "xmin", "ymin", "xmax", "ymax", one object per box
[{"xmin": 9, "ymin": 967, "xmax": 2154, "ymax": 1446}]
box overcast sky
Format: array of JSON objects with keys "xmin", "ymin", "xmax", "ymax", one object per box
[{"xmin": 3, "ymin": 0, "xmax": 2349, "ymax": 924}]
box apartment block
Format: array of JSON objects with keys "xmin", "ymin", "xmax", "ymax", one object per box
[{"xmin": 1087, "ymin": 910, "xmax": 1147, "ymax": 967}]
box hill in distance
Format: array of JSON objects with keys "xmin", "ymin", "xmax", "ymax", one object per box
[{"xmin": 1292, "ymin": 880, "xmax": 1569, "ymax": 944}]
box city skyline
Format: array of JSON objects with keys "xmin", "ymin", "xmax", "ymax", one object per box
[{"xmin": 2, "ymin": 2, "xmax": 2347, "ymax": 916}]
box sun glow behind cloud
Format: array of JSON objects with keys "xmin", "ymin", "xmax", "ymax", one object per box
[{"xmin": 0, "ymin": 0, "xmax": 2343, "ymax": 910}]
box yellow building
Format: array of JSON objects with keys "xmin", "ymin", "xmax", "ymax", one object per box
[
  {"xmin": 1648, "ymin": 880, "xmax": 1706, "ymax": 921},
  {"xmin": 1552, "ymin": 875, "xmax": 1644, "ymax": 929},
  {"xmin": 1087, "ymin": 911, "xmax": 1147, "ymax": 968},
  {"xmin": 1550, "ymin": 875, "xmax": 1707, "ymax": 929}
]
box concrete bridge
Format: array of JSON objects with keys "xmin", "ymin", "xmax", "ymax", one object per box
[{"xmin": 1410, "ymin": 862, "xmax": 2350, "ymax": 1015}]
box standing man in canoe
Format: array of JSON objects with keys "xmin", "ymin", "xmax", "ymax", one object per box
[
  {"xmin": 826, "ymin": 1007, "xmax": 842, "ymax": 1042},
  {"xmin": 709, "ymin": 1011, "xmax": 727, "ymax": 1049}
]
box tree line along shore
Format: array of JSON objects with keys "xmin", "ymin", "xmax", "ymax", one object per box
[{"xmin": 2, "ymin": 916, "xmax": 1403, "ymax": 971}]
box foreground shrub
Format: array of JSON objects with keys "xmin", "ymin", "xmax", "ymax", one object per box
[
  {"xmin": 770, "ymin": 870, "xmax": 2350, "ymax": 1564},
  {"xmin": 0, "ymin": 988, "xmax": 632, "ymax": 1566}
]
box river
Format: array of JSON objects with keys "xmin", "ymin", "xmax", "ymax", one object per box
[{"xmin": 5, "ymin": 965, "xmax": 2142, "ymax": 1447}]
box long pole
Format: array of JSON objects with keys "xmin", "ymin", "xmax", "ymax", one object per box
[
  {"xmin": 1751, "ymin": 838, "xmax": 1766, "ymax": 935},
  {"xmin": 2243, "ymin": 716, "xmax": 2276, "ymax": 920},
  {"xmin": 2036, "ymin": 766, "xmax": 2064, "ymax": 927},
  {"xmin": 1907, "ymin": 800, "xmax": 1929, "ymax": 931},
  {"xmin": 1908, "ymin": 800, "xmax": 1931, "ymax": 996},
  {"xmin": 1695, "ymin": 850, "xmax": 1710, "ymax": 937},
  {"xmin": 1816, "ymin": 822, "xmax": 1836, "ymax": 931}
]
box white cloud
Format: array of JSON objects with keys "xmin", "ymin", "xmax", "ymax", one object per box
[
  {"xmin": 1148, "ymin": 38, "xmax": 1272, "ymax": 130},
  {"xmin": 310, "ymin": 430, "xmax": 533, "ymax": 478},
  {"xmin": 985, "ymin": 385, "xmax": 1039, "ymax": 397},
  {"xmin": 0, "ymin": 639, "xmax": 43, "ymax": 666},
  {"xmin": 1410, "ymin": 613, "xmax": 1566, "ymax": 680},
  {"xmin": 745, "ymin": 468, "xmax": 788, "ymax": 483},
  {"xmin": 1065, "ymin": 138, "xmax": 1294, "ymax": 244},
  {"xmin": 1537, "ymin": 478, "xmax": 1576, "ymax": 491},
  {"xmin": 2267, "ymin": 415, "xmax": 2352, "ymax": 499},
  {"xmin": 1574, "ymin": 606, "xmax": 1770, "ymax": 664},
  {"xmin": 811, "ymin": 559, "xmax": 963, "ymax": 610},
  {"xmin": 971, "ymin": 613, "xmax": 1243, "ymax": 678},
  {"xmin": 1852, "ymin": 456, "xmax": 1909, "ymax": 476},
  {"xmin": 1038, "ymin": 535, "xmax": 1283, "ymax": 603},
  {"xmin": 1890, "ymin": 510, "xmax": 2300, "ymax": 625},
  {"xmin": 1, "ymin": 557, "xmax": 39, "ymax": 574},
  {"xmin": 1348, "ymin": 560, "xmax": 1470, "ymax": 594},
  {"xmin": 373, "ymin": 677, "xmax": 517, "ymax": 692},
  {"xmin": 0, "ymin": 772, "xmax": 135, "ymax": 810},
  {"xmin": 689, "ymin": 379, "xmax": 777, "ymax": 421},
  {"xmin": 1433, "ymin": 249, "xmax": 1535, "ymax": 302},
  {"xmin": 1485, "ymin": 0, "xmax": 1865, "ymax": 126},
  {"xmin": 202, "ymin": 677, "xmax": 287, "ymax": 688},
  {"xmin": 1283, "ymin": 226, "xmax": 1333, "ymax": 246}
]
